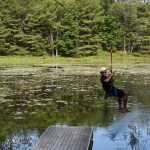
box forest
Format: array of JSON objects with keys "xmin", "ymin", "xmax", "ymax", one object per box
[{"xmin": 0, "ymin": 0, "xmax": 150, "ymax": 57}]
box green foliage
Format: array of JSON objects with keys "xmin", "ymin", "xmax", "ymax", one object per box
[
  {"xmin": 74, "ymin": 0, "xmax": 103, "ymax": 56},
  {"xmin": 0, "ymin": 0, "xmax": 150, "ymax": 56},
  {"xmin": 100, "ymin": 0, "xmax": 116, "ymax": 14},
  {"xmin": 57, "ymin": 7, "xmax": 79, "ymax": 56},
  {"xmin": 97, "ymin": 15, "xmax": 123, "ymax": 51}
]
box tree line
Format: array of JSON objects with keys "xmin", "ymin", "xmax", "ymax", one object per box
[{"xmin": 0, "ymin": 0, "xmax": 150, "ymax": 57}]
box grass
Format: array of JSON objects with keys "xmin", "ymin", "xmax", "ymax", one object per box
[{"xmin": 0, "ymin": 52, "xmax": 150, "ymax": 66}]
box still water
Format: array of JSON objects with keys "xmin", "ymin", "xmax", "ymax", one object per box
[{"xmin": 0, "ymin": 64, "xmax": 150, "ymax": 150}]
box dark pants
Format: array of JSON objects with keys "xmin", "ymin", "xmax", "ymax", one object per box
[{"xmin": 105, "ymin": 87, "xmax": 125, "ymax": 99}]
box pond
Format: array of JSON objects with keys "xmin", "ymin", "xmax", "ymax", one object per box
[{"xmin": 0, "ymin": 64, "xmax": 150, "ymax": 150}]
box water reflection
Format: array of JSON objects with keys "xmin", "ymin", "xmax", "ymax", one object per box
[
  {"xmin": 93, "ymin": 108, "xmax": 150, "ymax": 150},
  {"xmin": 0, "ymin": 130, "xmax": 43, "ymax": 150},
  {"xmin": 0, "ymin": 65, "xmax": 150, "ymax": 149}
]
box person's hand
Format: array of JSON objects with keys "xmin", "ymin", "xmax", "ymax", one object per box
[{"xmin": 112, "ymin": 71, "xmax": 116, "ymax": 75}]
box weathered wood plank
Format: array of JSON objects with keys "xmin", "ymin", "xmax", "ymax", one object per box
[{"xmin": 31, "ymin": 126, "xmax": 93, "ymax": 150}]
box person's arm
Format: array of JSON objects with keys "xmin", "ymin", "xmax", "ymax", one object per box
[{"xmin": 104, "ymin": 71, "xmax": 116, "ymax": 83}]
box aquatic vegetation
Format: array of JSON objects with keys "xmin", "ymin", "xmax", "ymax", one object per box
[{"xmin": 0, "ymin": 65, "xmax": 150, "ymax": 149}]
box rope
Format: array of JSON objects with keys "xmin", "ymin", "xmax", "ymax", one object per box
[{"xmin": 110, "ymin": 49, "xmax": 113, "ymax": 72}]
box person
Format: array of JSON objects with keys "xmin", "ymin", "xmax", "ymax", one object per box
[{"xmin": 100, "ymin": 67, "xmax": 129, "ymax": 112}]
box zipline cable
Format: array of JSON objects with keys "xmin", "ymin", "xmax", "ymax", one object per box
[
  {"xmin": 54, "ymin": 0, "xmax": 80, "ymax": 21},
  {"xmin": 53, "ymin": 0, "xmax": 113, "ymax": 70},
  {"xmin": 53, "ymin": 0, "xmax": 105, "ymax": 40}
]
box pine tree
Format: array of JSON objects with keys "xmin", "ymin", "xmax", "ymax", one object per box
[{"xmin": 74, "ymin": 0, "xmax": 103, "ymax": 56}]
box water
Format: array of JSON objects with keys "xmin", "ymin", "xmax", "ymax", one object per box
[{"xmin": 0, "ymin": 64, "xmax": 150, "ymax": 150}]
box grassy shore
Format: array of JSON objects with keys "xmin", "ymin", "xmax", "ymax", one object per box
[{"xmin": 0, "ymin": 52, "xmax": 150, "ymax": 66}]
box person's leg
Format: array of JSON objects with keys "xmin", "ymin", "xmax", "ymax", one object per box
[
  {"xmin": 114, "ymin": 88, "xmax": 129, "ymax": 111},
  {"xmin": 112, "ymin": 88, "xmax": 123, "ymax": 110},
  {"xmin": 122, "ymin": 91, "xmax": 130, "ymax": 112},
  {"xmin": 118, "ymin": 97, "xmax": 122, "ymax": 110},
  {"xmin": 123, "ymin": 92, "xmax": 128, "ymax": 108}
]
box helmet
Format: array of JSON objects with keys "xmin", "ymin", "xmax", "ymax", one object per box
[{"xmin": 100, "ymin": 67, "xmax": 106, "ymax": 73}]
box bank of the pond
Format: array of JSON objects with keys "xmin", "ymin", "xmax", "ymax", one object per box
[{"xmin": 0, "ymin": 52, "xmax": 150, "ymax": 66}]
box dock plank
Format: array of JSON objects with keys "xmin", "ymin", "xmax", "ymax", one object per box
[{"xmin": 31, "ymin": 126, "xmax": 93, "ymax": 150}]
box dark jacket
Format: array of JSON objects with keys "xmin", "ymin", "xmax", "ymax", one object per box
[{"xmin": 101, "ymin": 75, "xmax": 114, "ymax": 99}]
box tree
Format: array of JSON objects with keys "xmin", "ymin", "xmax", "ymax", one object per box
[
  {"xmin": 101, "ymin": 0, "xmax": 116, "ymax": 15},
  {"xmin": 110, "ymin": 3, "xmax": 138, "ymax": 53},
  {"xmin": 136, "ymin": 3, "xmax": 150, "ymax": 54},
  {"xmin": 97, "ymin": 15, "xmax": 123, "ymax": 51},
  {"xmin": 74, "ymin": 0, "xmax": 103, "ymax": 56},
  {"xmin": 0, "ymin": 0, "xmax": 150, "ymax": 56},
  {"xmin": 0, "ymin": 0, "xmax": 48, "ymax": 55}
]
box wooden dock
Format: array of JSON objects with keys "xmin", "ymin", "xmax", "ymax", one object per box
[{"xmin": 31, "ymin": 126, "xmax": 93, "ymax": 150}]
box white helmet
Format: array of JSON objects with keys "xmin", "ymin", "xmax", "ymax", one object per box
[{"xmin": 100, "ymin": 67, "xmax": 107, "ymax": 73}]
